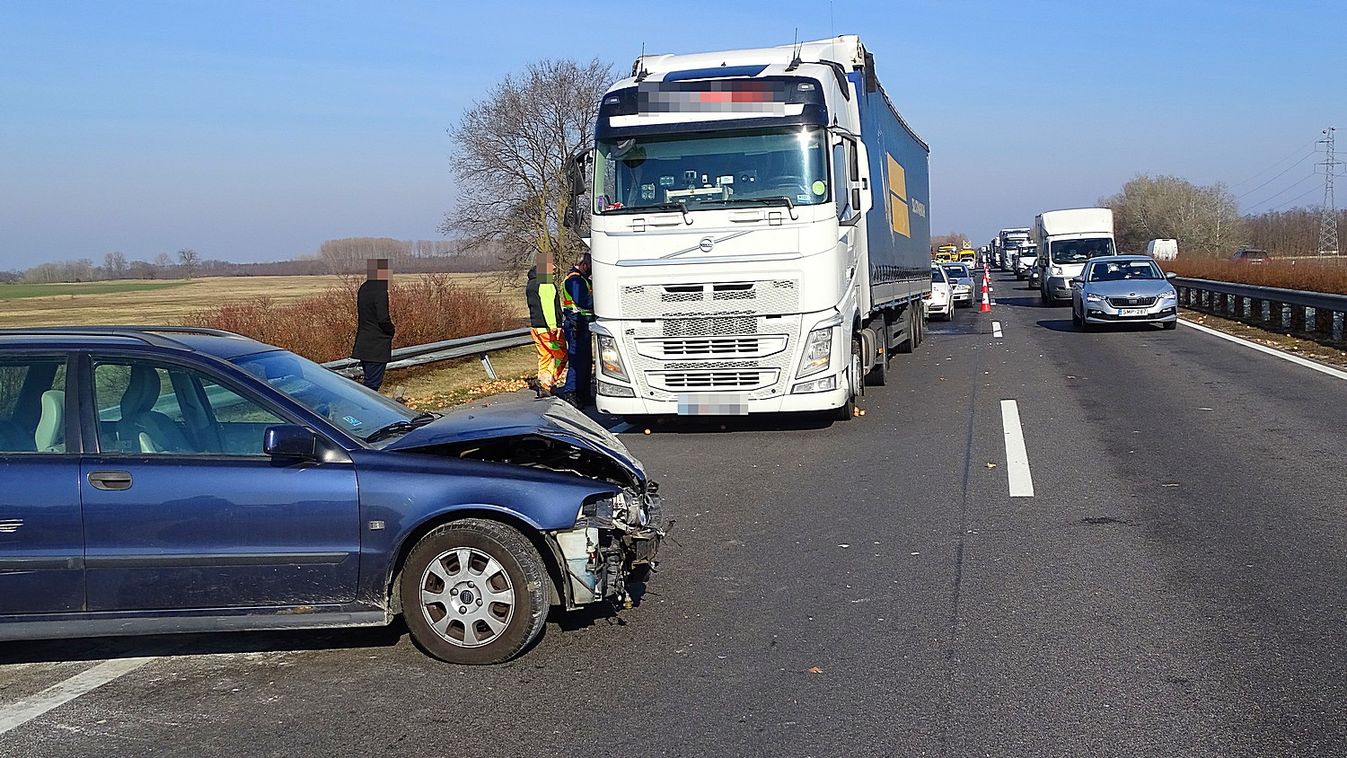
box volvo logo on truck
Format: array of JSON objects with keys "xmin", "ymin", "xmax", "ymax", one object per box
[{"xmin": 699, "ymin": 237, "xmax": 715, "ymax": 252}]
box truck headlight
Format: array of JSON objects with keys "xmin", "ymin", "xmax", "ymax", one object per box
[
  {"xmin": 1052, "ymin": 266, "xmax": 1063, "ymax": 276},
  {"xmin": 596, "ymin": 335, "xmax": 628, "ymax": 381},
  {"xmin": 797, "ymin": 326, "xmax": 833, "ymax": 378}
]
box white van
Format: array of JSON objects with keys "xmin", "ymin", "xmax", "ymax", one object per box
[
  {"xmin": 1146, "ymin": 239, "xmax": 1178, "ymax": 260},
  {"xmin": 1034, "ymin": 208, "xmax": 1116, "ymax": 305}
]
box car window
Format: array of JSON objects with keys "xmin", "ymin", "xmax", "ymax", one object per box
[
  {"xmin": 945, "ymin": 266, "xmax": 969, "ymax": 278},
  {"xmin": 1088, "ymin": 261, "xmax": 1163, "ymax": 282},
  {"xmin": 930, "ymin": 268, "xmax": 947, "ymax": 283},
  {"xmin": 0, "ymin": 358, "xmax": 67, "ymax": 454},
  {"xmin": 93, "ymin": 358, "xmax": 284, "ymax": 456}
]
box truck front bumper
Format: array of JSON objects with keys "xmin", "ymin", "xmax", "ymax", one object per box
[{"xmin": 596, "ymin": 370, "xmax": 850, "ymax": 417}]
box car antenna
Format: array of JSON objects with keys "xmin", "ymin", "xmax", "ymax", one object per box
[{"xmin": 786, "ymin": 28, "xmax": 802, "ymax": 71}]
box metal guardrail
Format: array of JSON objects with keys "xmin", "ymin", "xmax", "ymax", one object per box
[
  {"xmin": 321, "ymin": 327, "xmax": 532, "ymax": 379},
  {"xmin": 1173, "ymin": 277, "xmax": 1347, "ymax": 343}
]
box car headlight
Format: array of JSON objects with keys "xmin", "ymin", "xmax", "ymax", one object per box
[
  {"xmin": 798, "ymin": 326, "xmax": 833, "ymax": 378},
  {"xmin": 1158, "ymin": 290, "xmax": 1177, "ymax": 301},
  {"xmin": 596, "ymin": 334, "xmax": 628, "ymax": 381},
  {"xmin": 1085, "ymin": 292, "xmax": 1104, "ymax": 303}
]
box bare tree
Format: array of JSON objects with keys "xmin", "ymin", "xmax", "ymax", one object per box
[
  {"xmin": 1102, "ymin": 175, "xmax": 1244, "ymax": 257},
  {"xmin": 441, "ymin": 58, "xmax": 614, "ymax": 275},
  {"xmin": 176, "ymin": 248, "xmax": 200, "ymax": 279},
  {"xmin": 103, "ymin": 251, "xmax": 128, "ymax": 279}
]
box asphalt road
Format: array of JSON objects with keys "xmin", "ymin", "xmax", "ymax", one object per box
[{"xmin": 4, "ymin": 271, "xmax": 1347, "ymax": 757}]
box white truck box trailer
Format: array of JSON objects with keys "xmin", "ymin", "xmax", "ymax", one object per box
[
  {"xmin": 582, "ymin": 36, "xmax": 930, "ymax": 418},
  {"xmin": 1033, "ymin": 208, "xmax": 1116, "ymax": 304}
]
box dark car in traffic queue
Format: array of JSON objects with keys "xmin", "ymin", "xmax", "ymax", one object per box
[
  {"xmin": 1070, "ymin": 256, "xmax": 1180, "ymax": 331},
  {"xmin": 0, "ymin": 327, "xmax": 663, "ymax": 665}
]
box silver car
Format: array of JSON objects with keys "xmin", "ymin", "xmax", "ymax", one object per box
[
  {"xmin": 1071, "ymin": 256, "xmax": 1179, "ymax": 330},
  {"xmin": 940, "ymin": 263, "xmax": 975, "ymax": 304}
]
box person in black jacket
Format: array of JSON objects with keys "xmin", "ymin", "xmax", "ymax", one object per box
[{"xmin": 351, "ymin": 258, "xmax": 395, "ymax": 390}]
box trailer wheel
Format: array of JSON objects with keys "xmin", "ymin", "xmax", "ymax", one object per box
[{"xmin": 896, "ymin": 307, "xmax": 915, "ymax": 355}]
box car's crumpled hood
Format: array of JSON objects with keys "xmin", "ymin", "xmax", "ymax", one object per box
[
  {"xmin": 1085, "ymin": 279, "xmax": 1176, "ymax": 298},
  {"xmin": 382, "ymin": 398, "xmax": 644, "ymax": 478}
]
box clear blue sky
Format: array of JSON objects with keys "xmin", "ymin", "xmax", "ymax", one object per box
[{"xmin": 1, "ymin": 0, "xmax": 1342, "ymax": 269}]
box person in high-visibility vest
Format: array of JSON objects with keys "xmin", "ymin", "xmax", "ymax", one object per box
[
  {"xmin": 557, "ymin": 253, "xmax": 594, "ymax": 407},
  {"xmin": 525, "ymin": 266, "xmax": 566, "ymax": 397}
]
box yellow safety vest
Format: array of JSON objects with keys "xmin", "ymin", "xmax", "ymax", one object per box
[{"xmin": 559, "ymin": 270, "xmax": 593, "ymax": 318}]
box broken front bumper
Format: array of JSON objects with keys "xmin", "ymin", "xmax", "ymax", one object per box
[{"xmin": 552, "ymin": 487, "xmax": 664, "ymax": 609}]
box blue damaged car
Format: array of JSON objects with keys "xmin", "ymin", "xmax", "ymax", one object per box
[{"xmin": 0, "ymin": 327, "xmax": 663, "ymax": 664}]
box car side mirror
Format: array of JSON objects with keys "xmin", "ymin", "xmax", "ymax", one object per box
[
  {"xmin": 1166, "ymin": 271, "xmax": 1178, "ymax": 279},
  {"xmin": 264, "ymin": 425, "xmax": 319, "ymax": 460},
  {"xmin": 1070, "ymin": 278, "xmax": 1083, "ymax": 286}
]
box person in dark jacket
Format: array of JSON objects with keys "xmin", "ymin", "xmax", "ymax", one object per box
[
  {"xmin": 557, "ymin": 253, "xmax": 594, "ymax": 406},
  {"xmin": 525, "ymin": 266, "xmax": 566, "ymax": 398},
  {"xmin": 351, "ymin": 258, "xmax": 395, "ymax": 390}
]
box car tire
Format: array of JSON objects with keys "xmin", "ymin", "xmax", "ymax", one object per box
[
  {"xmin": 1162, "ymin": 320, "xmax": 1178, "ymax": 330},
  {"xmin": 1071, "ymin": 306, "xmax": 1082, "ymax": 326},
  {"xmin": 400, "ymin": 518, "xmax": 550, "ymax": 665}
]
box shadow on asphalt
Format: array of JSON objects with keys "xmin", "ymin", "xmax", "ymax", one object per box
[
  {"xmin": 614, "ymin": 412, "xmax": 837, "ymax": 434},
  {"xmin": 0, "ymin": 622, "xmax": 409, "ymax": 665},
  {"xmin": 1035, "ymin": 319, "xmax": 1170, "ymax": 334}
]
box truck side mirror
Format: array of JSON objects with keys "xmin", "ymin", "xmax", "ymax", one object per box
[{"xmin": 566, "ymin": 151, "xmax": 589, "ymax": 197}]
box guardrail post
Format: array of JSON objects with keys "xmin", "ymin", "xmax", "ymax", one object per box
[
  {"xmin": 1250, "ymin": 298, "xmax": 1264, "ymax": 324},
  {"xmin": 480, "ymin": 353, "xmax": 498, "ymax": 380},
  {"xmin": 1271, "ymin": 301, "xmax": 1285, "ymax": 329}
]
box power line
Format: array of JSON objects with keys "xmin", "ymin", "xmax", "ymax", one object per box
[
  {"xmin": 1261, "ymin": 184, "xmax": 1323, "ymax": 214},
  {"xmin": 1227, "ymin": 139, "xmax": 1320, "ymax": 189},
  {"xmin": 1234, "ymin": 150, "xmax": 1317, "ymax": 200},
  {"xmin": 1243, "ymin": 172, "xmax": 1318, "ymax": 213}
]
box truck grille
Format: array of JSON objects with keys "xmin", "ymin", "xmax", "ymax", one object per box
[
  {"xmin": 1107, "ymin": 296, "xmax": 1157, "ymax": 307},
  {"xmin": 647, "ymin": 369, "xmax": 778, "ymax": 392},
  {"xmin": 621, "ymin": 280, "xmax": 799, "ymax": 319},
  {"xmin": 635, "ymin": 335, "xmax": 788, "ymax": 360},
  {"xmin": 663, "ymin": 317, "xmax": 757, "ymax": 337}
]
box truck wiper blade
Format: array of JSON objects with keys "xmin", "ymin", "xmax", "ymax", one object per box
[
  {"xmin": 700, "ymin": 195, "xmax": 799, "ymax": 219},
  {"xmin": 604, "ymin": 203, "xmax": 692, "ymax": 224}
]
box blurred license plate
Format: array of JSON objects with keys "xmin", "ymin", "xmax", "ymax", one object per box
[
  {"xmin": 677, "ymin": 393, "xmax": 748, "ymax": 416},
  {"xmin": 1119, "ymin": 308, "xmax": 1148, "ymax": 317}
]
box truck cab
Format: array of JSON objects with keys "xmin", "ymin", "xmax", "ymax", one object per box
[{"xmin": 1034, "ymin": 208, "xmax": 1116, "ymax": 305}]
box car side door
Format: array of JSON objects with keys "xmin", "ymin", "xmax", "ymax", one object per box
[
  {"xmin": 79, "ymin": 352, "xmax": 361, "ymax": 613},
  {"xmin": 0, "ymin": 351, "xmax": 84, "ymax": 616}
]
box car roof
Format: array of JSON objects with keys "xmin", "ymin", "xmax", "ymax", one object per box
[{"xmin": 0, "ymin": 326, "xmax": 275, "ymax": 359}]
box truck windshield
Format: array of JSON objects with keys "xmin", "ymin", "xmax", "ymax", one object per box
[
  {"xmin": 594, "ymin": 126, "xmax": 828, "ymax": 214},
  {"xmin": 1050, "ymin": 237, "xmax": 1115, "ymax": 264}
]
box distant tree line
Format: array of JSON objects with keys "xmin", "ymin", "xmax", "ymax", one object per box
[
  {"xmin": 2, "ymin": 238, "xmax": 504, "ymax": 284},
  {"xmin": 1102, "ymin": 174, "xmax": 1345, "ymax": 257}
]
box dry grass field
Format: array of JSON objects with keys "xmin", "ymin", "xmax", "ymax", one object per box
[{"xmin": 0, "ymin": 273, "xmax": 525, "ymax": 328}]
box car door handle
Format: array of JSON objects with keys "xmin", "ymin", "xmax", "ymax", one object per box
[{"xmin": 88, "ymin": 471, "xmax": 133, "ymax": 491}]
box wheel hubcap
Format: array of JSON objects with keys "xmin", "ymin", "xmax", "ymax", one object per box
[{"xmin": 419, "ymin": 547, "xmax": 515, "ymax": 648}]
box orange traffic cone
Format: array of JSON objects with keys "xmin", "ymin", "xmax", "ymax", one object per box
[{"xmin": 979, "ymin": 264, "xmax": 992, "ymax": 313}]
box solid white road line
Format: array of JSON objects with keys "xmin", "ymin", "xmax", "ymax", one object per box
[
  {"xmin": 992, "ymin": 321, "xmax": 1003, "ymax": 339},
  {"xmin": 610, "ymin": 421, "xmax": 634, "ymax": 434},
  {"xmin": 1178, "ymin": 319, "xmax": 1347, "ymax": 382},
  {"xmin": 0, "ymin": 657, "xmax": 155, "ymax": 735},
  {"xmin": 999, "ymin": 400, "xmax": 1035, "ymax": 498}
]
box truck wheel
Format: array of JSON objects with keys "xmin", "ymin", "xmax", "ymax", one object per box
[
  {"xmin": 400, "ymin": 518, "xmax": 550, "ymax": 665},
  {"xmin": 835, "ymin": 337, "xmax": 862, "ymax": 422}
]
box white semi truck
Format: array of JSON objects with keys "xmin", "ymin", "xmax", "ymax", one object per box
[
  {"xmin": 579, "ymin": 36, "xmax": 931, "ymax": 418},
  {"xmin": 1033, "ymin": 208, "xmax": 1116, "ymax": 305}
]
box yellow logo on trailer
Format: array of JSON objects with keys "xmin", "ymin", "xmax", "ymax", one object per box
[{"xmin": 885, "ymin": 153, "xmax": 910, "ymax": 238}]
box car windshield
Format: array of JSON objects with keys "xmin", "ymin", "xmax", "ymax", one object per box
[
  {"xmin": 1088, "ymin": 260, "xmax": 1163, "ymax": 282},
  {"xmin": 594, "ymin": 126, "xmax": 829, "ymax": 213},
  {"xmin": 1051, "ymin": 237, "xmax": 1115, "ymax": 263},
  {"xmin": 945, "ymin": 266, "xmax": 970, "ymax": 278},
  {"xmin": 232, "ymin": 350, "xmax": 419, "ymax": 440}
]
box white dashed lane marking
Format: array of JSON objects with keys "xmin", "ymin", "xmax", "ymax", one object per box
[
  {"xmin": 1000, "ymin": 399, "xmax": 1035, "ymax": 498},
  {"xmin": 0, "ymin": 657, "xmax": 155, "ymax": 735},
  {"xmin": 992, "ymin": 321, "xmax": 1003, "ymax": 339}
]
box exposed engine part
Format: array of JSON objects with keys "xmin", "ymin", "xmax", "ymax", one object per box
[
  {"xmin": 426, "ymin": 435, "xmax": 639, "ymax": 488},
  {"xmin": 553, "ymin": 488, "xmax": 663, "ymax": 609}
]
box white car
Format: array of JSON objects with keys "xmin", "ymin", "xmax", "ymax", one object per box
[
  {"xmin": 940, "ymin": 263, "xmax": 975, "ymax": 304},
  {"xmin": 925, "ymin": 265, "xmax": 955, "ymax": 320}
]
